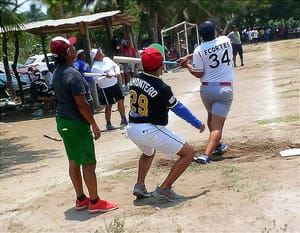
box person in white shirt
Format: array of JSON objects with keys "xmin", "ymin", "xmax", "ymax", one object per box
[
  {"xmin": 251, "ymin": 28, "xmax": 259, "ymax": 44},
  {"xmin": 90, "ymin": 48, "xmax": 128, "ymax": 130},
  {"xmin": 178, "ymin": 19, "xmax": 234, "ymax": 164}
]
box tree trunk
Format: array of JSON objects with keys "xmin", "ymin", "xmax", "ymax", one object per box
[
  {"xmin": 153, "ymin": 11, "xmax": 159, "ymax": 43},
  {"xmin": 12, "ymin": 33, "xmax": 25, "ymax": 104},
  {"xmin": 41, "ymin": 35, "xmax": 50, "ymax": 69},
  {"xmin": 57, "ymin": 0, "xmax": 64, "ymax": 19},
  {"xmin": 2, "ymin": 32, "xmax": 16, "ymax": 100}
]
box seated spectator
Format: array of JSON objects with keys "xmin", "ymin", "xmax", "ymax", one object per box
[{"xmin": 44, "ymin": 63, "xmax": 56, "ymax": 89}]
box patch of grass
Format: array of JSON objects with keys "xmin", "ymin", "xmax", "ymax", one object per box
[
  {"xmin": 105, "ymin": 169, "xmax": 136, "ymax": 181},
  {"xmin": 257, "ymin": 115, "xmax": 299, "ymax": 125},
  {"xmin": 262, "ymin": 219, "xmax": 288, "ymax": 233},
  {"xmin": 221, "ymin": 165, "xmax": 242, "ymax": 192},
  {"xmin": 275, "ymin": 80, "xmax": 298, "ymax": 87},
  {"xmin": 188, "ymin": 160, "xmax": 221, "ymax": 171},
  {"xmin": 221, "ymin": 165, "xmax": 239, "ymax": 177},
  {"xmin": 176, "ymin": 224, "xmax": 184, "ymax": 233},
  {"xmin": 106, "ymin": 217, "xmax": 125, "ymax": 233},
  {"xmin": 282, "ymin": 94, "xmax": 299, "ymax": 98},
  {"xmin": 279, "ymin": 88, "xmax": 299, "ymax": 94}
]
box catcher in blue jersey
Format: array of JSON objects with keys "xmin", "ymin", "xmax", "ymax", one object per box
[{"xmin": 127, "ymin": 47, "xmax": 205, "ymax": 202}]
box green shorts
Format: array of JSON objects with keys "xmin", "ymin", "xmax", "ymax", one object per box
[{"xmin": 56, "ymin": 116, "xmax": 96, "ymax": 165}]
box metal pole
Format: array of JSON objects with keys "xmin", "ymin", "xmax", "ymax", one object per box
[
  {"xmin": 196, "ymin": 24, "xmax": 200, "ymax": 46},
  {"xmin": 184, "ymin": 22, "xmax": 189, "ymax": 55},
  {"xmin": 177, "ymin": 32, "xmax": 181, "ymax": 58},
  {"xmin": 161, "ymin": 30, "xmax": 166, "ymax": 61}
]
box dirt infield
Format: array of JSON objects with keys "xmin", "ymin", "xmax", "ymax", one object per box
[{"xmin": 0, "ymin": 39, "xmax": 299, "ymax": 233}]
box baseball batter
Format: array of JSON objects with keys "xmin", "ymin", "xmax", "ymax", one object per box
[
  {"xmin": 179, "ymin": 19, "xmax": 234, "ymax": 164},
  {"xmin": 127, "ymin": 47, "xmax": 205, "ymax": 202}
]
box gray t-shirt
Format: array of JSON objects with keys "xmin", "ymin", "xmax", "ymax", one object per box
[
  {"xmin": 227, "ymin": 31, "xmax": 242, "ymax": 45},
  {"xmin": 53, "ymin": 64, "xmax": 93, "ymax": 122}
]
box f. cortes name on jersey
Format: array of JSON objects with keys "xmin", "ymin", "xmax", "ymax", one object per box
[
  {"xmin": 204, "ymin": 42, "xmax": 231, "ymax": 55},
  {"xmin": 130, "ymin": 77, "xmax": 158, "ymax": 97}
]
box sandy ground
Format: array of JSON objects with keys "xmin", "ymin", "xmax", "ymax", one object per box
[{"xmin": 0, "ymin": 39, "xmax": 299, "ymax": 233}]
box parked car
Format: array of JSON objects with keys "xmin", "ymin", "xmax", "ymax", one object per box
[
  {"xmin": 0, "ymin": 62, "xmax": 28, "ymax": 74},
  {"xmin": 0, "ymin": 73, "xmax": 31, "ymax": 92},
  {"xmin": 24, "ymin": 53, "xmax": 55, "ymax": 75},
  {"xmin": 293, "ymin": 27, "xmax": 300, "ymax": 33}
]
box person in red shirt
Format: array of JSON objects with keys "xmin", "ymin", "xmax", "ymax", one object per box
[{"xmin": 120, "ymin": 40, "xmax": 137, "ymax": 86}]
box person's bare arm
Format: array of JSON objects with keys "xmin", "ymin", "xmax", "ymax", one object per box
[
  {"xmin": 74, "ymin": 95, "xmax": 101, "ymax": 140},
  {"xmin": 177, "ymin": 54, "xmax": 204, "ymax": 79}
]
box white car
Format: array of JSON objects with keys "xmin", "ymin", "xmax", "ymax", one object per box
[{"xmin": 24, "ymin": 53, "xmax": 55, "ymax": 75}]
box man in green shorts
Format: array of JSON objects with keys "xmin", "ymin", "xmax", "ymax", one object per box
[{"xmin": 50, "ymin": 36, "xmax": 118, "ymax": 213}]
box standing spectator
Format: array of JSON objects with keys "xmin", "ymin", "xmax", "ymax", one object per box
[
  {"xmin": 44, "ymin": 63, "xmax": 56, "ymax": 89},
  {"xmin": 111, "ymin": 35, "xmax": 122, "ymax": 55},
  {"xmin": 120, "ymin": 40, "xmax": 137, "ymax": 87},
  {"xmin": 128, "ymin": 47, "xmax": 205, "ymax": 201},
  {"xmin": 178, "ymin": 19, "xmax": 234, "ymax": 164},
  {"xmin": 265, "ymin": 27, "xmax": 272, "ymax": 42},
  {"xmin": 73, "ymin": 49, "xmax": 93, "ymax": 83},
  {"xmin": 50, "ymin": 36, "xmax": 118, "ymax": 213},
  {"xmin": 73, "ymin": 50, "xmax": 100, "ymax": 111},
  {"xmin": 90, "ymin": 48, "xmax": 128, "ymax": 130},
  {"xmin": 227, "ymin": 25, "xmax": 244, "ymax": 67},
  {"xmin": 259, "ymin": 28, "xmax": 265, "ymax": 41},
  {"xmin": 247, "ymin": 28, "xmax": 253, "ymax": 43},
  {"xmin": 252, "ymin": 28, "xmax": 259, "ymax": 45}
]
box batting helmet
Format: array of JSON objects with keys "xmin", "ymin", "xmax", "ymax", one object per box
[{"xmin": 199, "ymin": 20, "xmax": 216, "ymax": 41}]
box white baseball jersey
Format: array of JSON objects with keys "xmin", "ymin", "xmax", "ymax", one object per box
[
  {"xmin": 91, "ymin": 57, "xmax": 120, "ymax": 88},
  {"xmin": 192, "ymin": 36, "xmax": 234, "ymax": 83}
]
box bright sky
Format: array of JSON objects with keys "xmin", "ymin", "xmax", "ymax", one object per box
[{"xmin": 18, "ymin": 0, "xmax": 47, "ymax": 13}]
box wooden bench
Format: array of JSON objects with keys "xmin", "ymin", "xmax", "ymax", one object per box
[{"xmin": 37, "ymin": 96, "xmax": 56, "ymax": 114}]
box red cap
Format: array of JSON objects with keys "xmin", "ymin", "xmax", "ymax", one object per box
[
  {"xmin": 141, "ymin": 47, "xmax": 163, "ymax": 71},
  {"xmin": 50, "ymin": 36, "xmax": 77, "ymax": 57}
]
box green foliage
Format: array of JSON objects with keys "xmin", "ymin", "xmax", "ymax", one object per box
[
  {"xmin": 0, "ymin": 0, "xmax": 23, "ymax": 32},
  {"xmin": 268, "ymin": 18, "xmax": 300, "ymax": 31},
  {"xmin": 1, "ymin": 0, "xmax": 300, "ymax": 62},
  {"xmin": 19, "ymin": 4, "xmax": 50, "ymax": 22}
]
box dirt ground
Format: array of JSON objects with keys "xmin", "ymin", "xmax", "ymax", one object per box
[{"xmin": 0, "ymin": 39, "xmax": 299, "ymax": 233}]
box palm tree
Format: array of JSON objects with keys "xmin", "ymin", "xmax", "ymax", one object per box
[
  {"xmin": 41, "ymin": 0, "xmax": 95, "ymax": 18},
  {"xmin": 0, "ymin": 0, "xmax": 24, "ymax": 100}
]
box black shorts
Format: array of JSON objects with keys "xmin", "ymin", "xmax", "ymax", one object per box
[
  {"xmin": 232, "ymin": 44, "xmax": 243, "ymax": 56},
  {"xmin": 98, "ymin": 83, "xmax": 124, "ymax": 105}
]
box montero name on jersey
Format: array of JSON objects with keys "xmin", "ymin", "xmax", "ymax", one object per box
[{"xmin": 130, "ymin": 77, "xmax": 158, "ymax": 97}]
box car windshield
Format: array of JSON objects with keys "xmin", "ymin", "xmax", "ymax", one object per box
[
  {"xmin": 24, "ymin": 58, "xmax": 36, "ymax": 65},
  {"xmin": 9, "ymin": 62, "xmax": 26, "ymax": 69}
]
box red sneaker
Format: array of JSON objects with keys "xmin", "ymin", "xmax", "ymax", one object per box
[
  {"xmin": 88, "ymin": 199, "xmax": 119, "ymax": 214},
  {"xmin": 75, "ymin": 197, "xmax": 90, "ymax": 210}
]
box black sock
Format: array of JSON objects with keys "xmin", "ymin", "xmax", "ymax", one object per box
[
  {"xmin": 90, "ymin": 196, "xmax": 99, "ymax": 204},
  {"xmin": 77, "ymin": 194, "xmax": 86, "ymax": 202}
]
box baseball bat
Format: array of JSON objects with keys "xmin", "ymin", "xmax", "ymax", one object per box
[
  {"xmin": 43, "ymin": 134, "xmax": 62, "ymax": 141},
  {"xmin": 163, "ymin": 61, "xmax": 179, "ymax": 65},
  {"xmin": 83, "ymin": 73, "xmax": 107, "ymax": 77},
  {"xmin": 113, "ymin": 56, "xmax": 141, "ymax": 64},
  {"xmin": 113, "ymin": 56, "xmax": 179, "ymax": 65}
]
